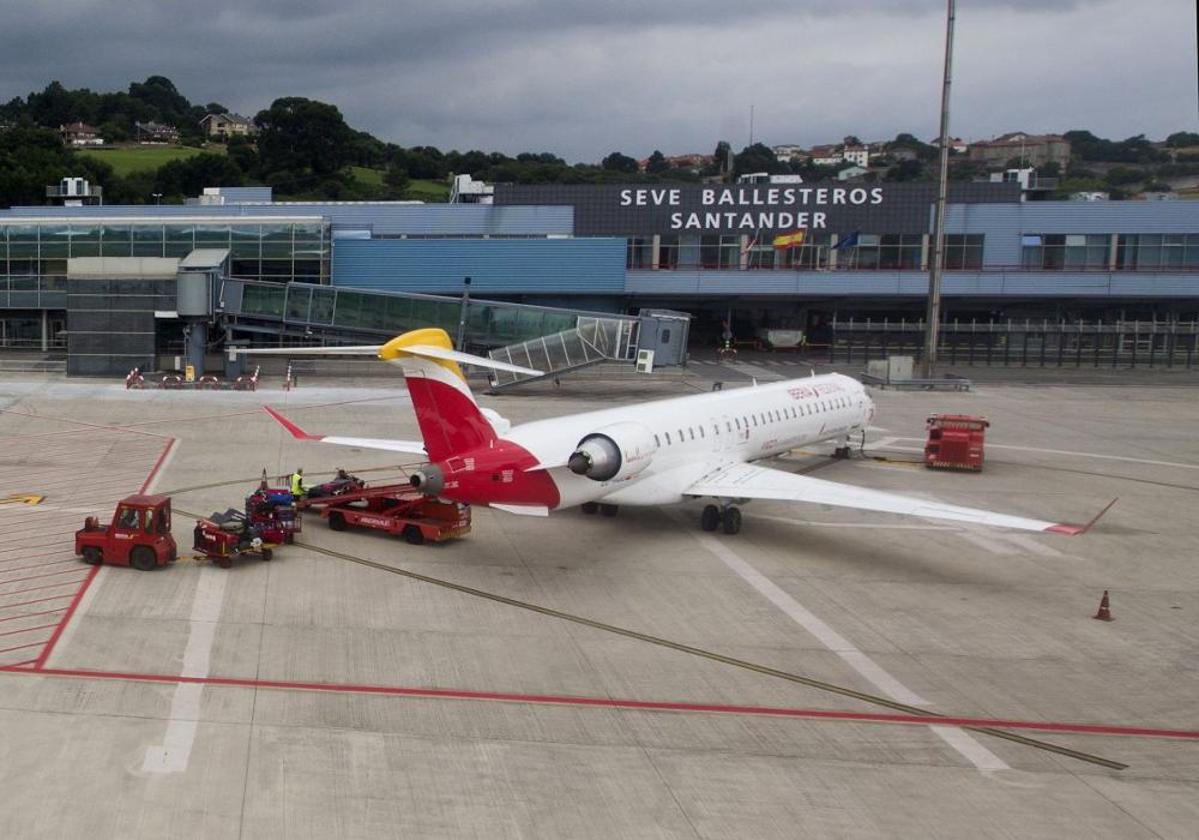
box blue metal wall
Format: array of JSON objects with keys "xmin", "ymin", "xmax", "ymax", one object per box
[
  {"xmin": 332, "ymin": 238, "xmax": 627, "ymax": 294},
  {"xmin": 944, "ymin": 201, "xmax": 1199, "ymax": 266}
]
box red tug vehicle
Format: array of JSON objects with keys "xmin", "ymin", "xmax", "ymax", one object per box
[
  {"xmin": 298, "ymin": 480, "xmax": 470, "ymax": 545},
  {"xmin": 75, "ymin": 495, "xmax": 178, "ymax": 571},
  {"xmin": 924, "ymin": 414, "xmax": 990, "ymax": 472}
]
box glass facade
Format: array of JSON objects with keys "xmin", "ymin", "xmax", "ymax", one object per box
[
  {"xmin": 630, "ymin": 232, "xmax": 980, "ymax": 271},
  {"xmin": 1115, "ymin": 234, "xmax": 1199, "ymax": 270},
  {"xmin": 0, "ymin": 220, "xmax": 330, "ymax": 286},
  {"xmin": 236, "ymin": 280, "xmax": 578, "ymax": 345},
  {"xmin": 1022, "ymin": 234, "xmax": 1110, "ymax": 270}
]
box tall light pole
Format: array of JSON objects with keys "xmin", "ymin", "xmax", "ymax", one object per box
[{"xmin": 922, "ymin": 0, "xmax": 956, "ymax": 378}]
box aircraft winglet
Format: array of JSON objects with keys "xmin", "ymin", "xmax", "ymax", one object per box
[
  {"xmin": 1044, "ymin": 498, "xmax": 1118, "ymax": 536},
  {"xmin": 264, "ymin": 406, "xmax": 324, "ymax": 442}
]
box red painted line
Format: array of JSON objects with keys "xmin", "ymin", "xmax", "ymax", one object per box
[
  {"xmin": 0, "ymin": 640, "xmax": 48, "ymax": 655},
  {"xmin": 0, "ymin": 622, "xmax": 58, "ymax": 639},
  {"xmin": 0, "ymin": 608, "xmax": 65, "ymax": 624},
  {"xmin": 0, "ymin": 568, "xmax": 87, "ymax": 586},
  {"xmin": 0, "ymin": 579, "xmax": 90, "ymax": 599},
  {"xmin": 2, "ymin": 665, "xmax": 1195, "ymax": 743},
  {"xmin": 138, "ymin": 437, "xmax": 176, "ymax": 494},
  {"xmin": 1, "ymin": 659, "xmax": 38, "ymax": 669},
  {"xmin": 31, "ymin": 565, "xmax": 99, "ymax": 670},
  {"xmin": 0, "ymin": 593, "xmax": 79, "ymax": 611}
]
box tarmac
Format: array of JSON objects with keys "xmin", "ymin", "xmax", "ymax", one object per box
[{"xmin": 1, "ymin": 360, "xmax": 1197, "ymax": 839}]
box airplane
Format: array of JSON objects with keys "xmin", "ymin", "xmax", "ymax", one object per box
[{"xmin": 242, "ymin": 327, "xmax": 1110, "ymax": 536}]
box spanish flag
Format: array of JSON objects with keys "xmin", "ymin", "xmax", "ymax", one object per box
[{"xmin": 772, "ymin": 229, "xmax": 807, "ymax": 250}]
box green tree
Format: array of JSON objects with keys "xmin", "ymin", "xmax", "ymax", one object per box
[
  {"xmin": 732, "ymin": 142, "xmax": 783, "ymax": 176},
  {"xmin": 1166, "ymin": 131, "xmax": 1199, "ymax": 148},
  {"xmin": 384, "ymin": 155, "xmax": 411, "ymax": 196},
  {"xmin": 0, "ymin": 122, "xmax": 81, "ymax": 206},
  {"xmin": 254, "ymin": 97, "xmax": 354, "ymax": 179},
  {"xmin": 885, "ymin": 159, "xmax": 925, "ymax": 182},
  {"xmin": 601, "ymin": 151, "xmax": 639, "ymax": 173},
  {"xmin": 155, "ymin": 153, "xmax": 244, "ymax": 199},
  {"xmin": 645, "ymin": 150, "xmax": 668, "ymax": 174}
]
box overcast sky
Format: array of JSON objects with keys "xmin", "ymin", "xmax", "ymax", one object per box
[{"xmin": 1, "ymin": 0, "xmax": 1195, "ymax": 162}]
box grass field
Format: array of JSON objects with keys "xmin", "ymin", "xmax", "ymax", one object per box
[
  {"xmin": 79, "ymin": 145, "xmax": 221, "ymax": 177},
  {"xmin": 348, "ymin": 166, "xmax": 449, "ymax": 201}
]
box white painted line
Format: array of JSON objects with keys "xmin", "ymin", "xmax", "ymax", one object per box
[
  {"xmin": 682, "ymin": 518, "xmax": 1009, "ymax": 772},
  {"xmin": 142, "ymin": 565, "xmax": 227, "ymax": 774},
  {"xmin": 928, "ymin": 725, "xmax": 1010, "ymax": 772},
  {"xmin": 893, "ymin": 437, "xmax": 1199, "ymax": 471}
]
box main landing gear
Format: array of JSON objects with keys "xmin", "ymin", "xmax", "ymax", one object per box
[
  {"xmin": 581, "ymin": 502, "xmax": 619, "ymax": 517},
  {"xmin": 701, "ymin": 503, "xmax": 741, "ymax": 535}
]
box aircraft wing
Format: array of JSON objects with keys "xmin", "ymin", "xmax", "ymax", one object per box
[
  {"xmin": 685, "ymin": 462, "xmax": 1112, "ymax": 535},
  {"xmin": 264, "ymin": 406, "xmax": 426, "ymax": 456}
]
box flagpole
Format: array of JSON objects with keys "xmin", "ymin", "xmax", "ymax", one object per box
[{"xmin": 922, "ymin": 0, "xmax": 956, "ymax": 378}]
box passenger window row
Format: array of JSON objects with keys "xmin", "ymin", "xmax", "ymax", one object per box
[{"xmin": 650, "ymin": 395, "xmax": 854, "ymax": 447}]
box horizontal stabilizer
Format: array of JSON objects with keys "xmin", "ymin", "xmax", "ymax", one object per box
[
  {"xmin": 264, "ymin": 406, "xmax": 425, "ymax": 455},
  {"xmin": 401, "ymin": 343, "xmax": 542, "ymax": 376},
  {"xmin": 232, "ymin": 345, "xmax": 382, "ymax": 357}
]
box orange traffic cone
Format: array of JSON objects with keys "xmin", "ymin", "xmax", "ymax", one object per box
[{"xmin": 1093, "ymin": 590, "xmax": 1114, "ymax": 622}]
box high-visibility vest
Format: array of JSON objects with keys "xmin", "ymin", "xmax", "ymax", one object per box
[{"xmin": 290, "ymin": 472, "xmax": 304, "ymax": 495}]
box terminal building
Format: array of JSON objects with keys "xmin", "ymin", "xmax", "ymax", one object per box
[{"xmin": 0, "ymin": 180, "xmax": 1196, "ymax": 374}]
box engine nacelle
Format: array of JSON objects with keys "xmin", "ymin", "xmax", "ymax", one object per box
[
  {"xmin": 409, "ymin": 464, "xmax": 445, "ymax": 495},
  {"xmin": 567, "ymin": 422, "xmax": 656, "ymax": 482}
]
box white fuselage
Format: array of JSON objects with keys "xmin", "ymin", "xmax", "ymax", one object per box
[{"xmin": 504, "ymin": 373, "xmax": 874, "ymax": 508}]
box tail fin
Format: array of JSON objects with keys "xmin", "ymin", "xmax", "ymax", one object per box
[{"xmin": 380, "ymin": 328, "xmax": 497, "ymax": 462}]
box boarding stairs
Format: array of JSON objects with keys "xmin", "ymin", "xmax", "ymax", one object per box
[{"xmin": 486, "ymin": 316, "xmax": 639, "ymax": 391}]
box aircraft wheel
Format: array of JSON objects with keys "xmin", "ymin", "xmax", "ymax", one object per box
[
  {"xmin": 721, "ymin": 506, "xmax": 742, "ymax": 535},
  {"xmin": 130, "ymin": 546, "xmax": 157, "ymax": 571},
  {"xmin": 581, "ymin": 502, "xmax": 600, "ymax": 515},
  {"xmin": 328, "ymin": 512, "xmax": 347, "ymax": 532},
  {"xmin": 700, "ymin": 505, "xmax": 721, "ymax": 532},
  {"xmin": 599, "ymin": 503, "xmax": 619, "ymax": 517},
  {"xmin": 403, "ymin": 525, "xmax": 425, "ymax": 546}
]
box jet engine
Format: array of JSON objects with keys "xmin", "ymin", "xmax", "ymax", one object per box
[
  {"xmin": 566, "ymin": 422, "xmax": 656, "ymax": 482},
  {"xmin": 409, "ymin": 464, "xmax": 445, "ymax": 495}
]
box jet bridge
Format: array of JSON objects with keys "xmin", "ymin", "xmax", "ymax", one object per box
[{"xmin": 217, "ymin": 279, "xmax": 689, "ymax": 382}]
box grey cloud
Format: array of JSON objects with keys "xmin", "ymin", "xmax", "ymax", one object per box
[{"xmin": 0, "ymin": 0, "xmax": 1190, "ymax": 162}]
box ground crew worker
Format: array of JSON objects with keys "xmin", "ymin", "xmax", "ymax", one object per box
[{"xmin": 290, "ymin": 468, "xmax": 307, "ymax": 498}]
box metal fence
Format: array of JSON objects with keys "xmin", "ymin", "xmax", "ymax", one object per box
[{"xmin": 828, "ymin": 318, "xmax": 1199, "ymax": 370}]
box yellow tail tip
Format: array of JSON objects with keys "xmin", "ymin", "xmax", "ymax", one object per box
[{"xmin": 378, "ymin": 328, "xmax": 464, "ymax": 381}]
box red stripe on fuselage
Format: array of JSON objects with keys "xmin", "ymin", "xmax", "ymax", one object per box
[{"xmin": 435, "ymin": 438, "xmax": 561, "ymax": 509}]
